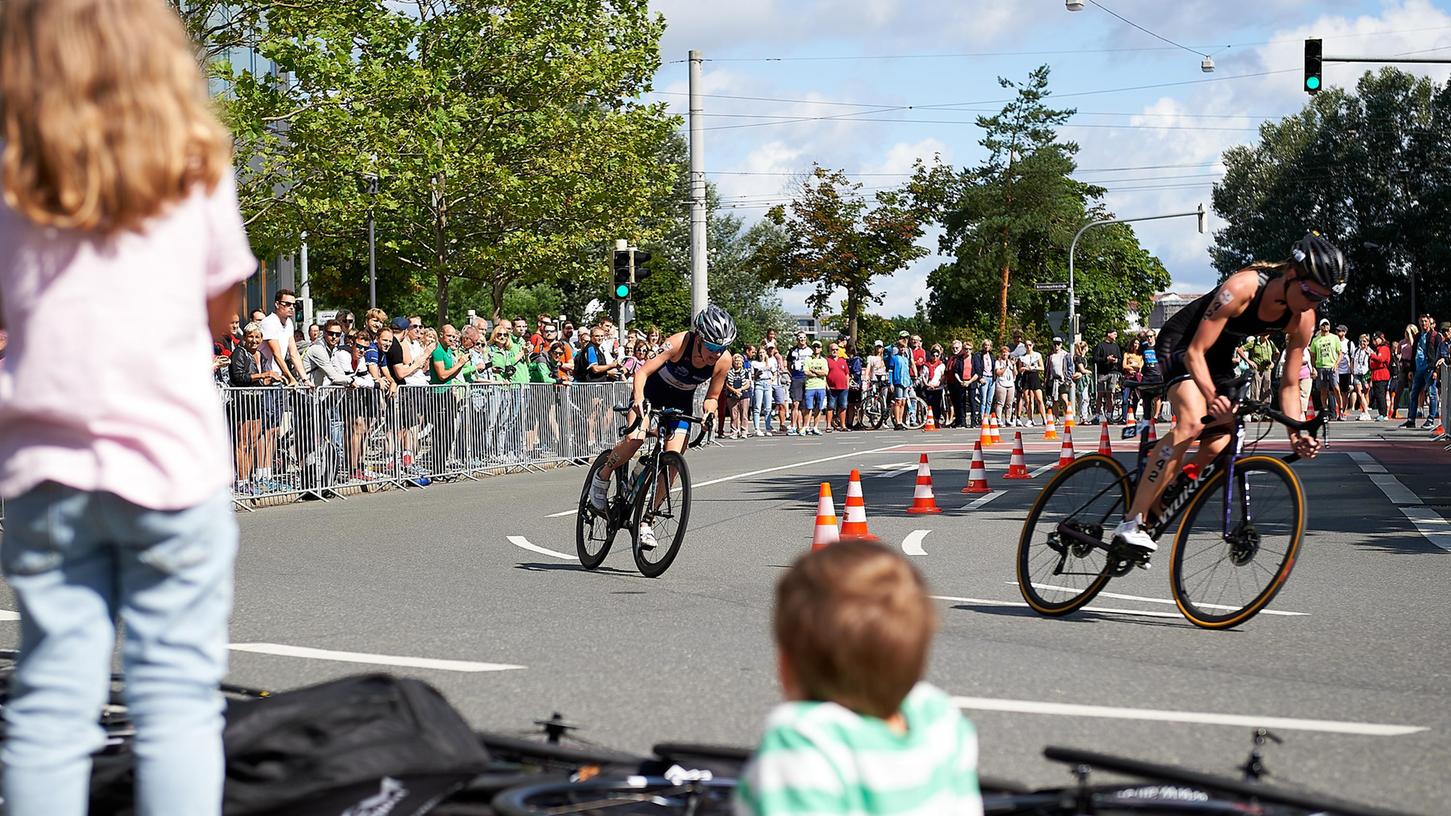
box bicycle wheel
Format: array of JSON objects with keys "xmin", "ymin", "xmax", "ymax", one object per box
[
  {"xmin": 632, "ymin": 451, "xmax": 691, "ymax": 578},
  {"xmin": 491, "ymin": 778, "xmax": 735, "ymax": 815},
  {"xmin": 1016, "ymin": 454, "xmax": 1128, "ymax": 615},
  {"xmin": 863, "ymin": 394, "xmax": 886, "ymax": 429},
  {"xmin": 576, "ymin": 451, "xmax": 623, "ymax": 569},
  {"xmin": 1168, "ymin": 455, "xmax": 1305, "ymax": 629},
  {"xmin": 902, "ymin": 395, "xmax": 929, "ymax": 430}
]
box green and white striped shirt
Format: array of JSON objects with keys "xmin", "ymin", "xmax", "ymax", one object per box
[{"xmin": 734, "ymin": 683, "xmax": 982, "ymax": 816}]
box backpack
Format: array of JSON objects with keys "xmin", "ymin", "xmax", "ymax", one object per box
[{"xmin": 574, "ymin": 344, "xmax": 600, "ymax": 382}]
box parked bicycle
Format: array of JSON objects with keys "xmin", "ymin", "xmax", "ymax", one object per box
[
  {"xmin": 576, "ymin": 404, "xmax": 712, "ymax": 577},
  {"xmin": 860, "ymin": 375, "xmax": 928, "ymax": 430},
  {"xmin": 1016, "ymin": 379, "xmax": 1325, "ymax": 629}
]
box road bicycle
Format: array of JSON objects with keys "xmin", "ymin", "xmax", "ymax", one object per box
[
  {"xmin": 860, "ymin": 376, "xmax": 928, "ymax": 430},
  {"xmin": 575, "ymin": 403, "xmax": 712, "ymax": 578},
  {"xmin": 1016, "ymin": 379, "xmax": 1326, "ymax": 629}
]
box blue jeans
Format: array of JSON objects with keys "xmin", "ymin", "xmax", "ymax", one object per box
[
  {"xmin": 1, "ymin": 484, "xmax": 236, "ymax": 816},
  {"xmin": 978, "ymin": 380, "xmax": 996, "ymax": 421},
  {"xmin": 751, "ymin": 380, "xmax": 774, "ymax": 429},
  {"xmin": 1409, "ymin": 365, "xmax": 1439, "ymax": 421}
]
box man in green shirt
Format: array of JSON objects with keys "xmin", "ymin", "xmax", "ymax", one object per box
[
  {"xmin": 803, "ymin": 341, "xmax": 829, "ymax": 435},
  {"xmin": 425, "ymin": 324, "xmax": 472, "ymax": 474},
  {"xmin": 1241, "ymin": 331, "xmax": 1279, "ymax": 404},
  {"xmin": 1308, "ymin": 318, "xmax": 1341, "ymax": 418}
]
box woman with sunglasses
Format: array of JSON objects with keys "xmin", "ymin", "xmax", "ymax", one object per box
[
  {"xmin": 1111, "ymin": 233, "xmax": 1346, "ymax": 561},
  {"xmin": 587, "ymin": 304, "xmax": 736, "ymax": 550}
]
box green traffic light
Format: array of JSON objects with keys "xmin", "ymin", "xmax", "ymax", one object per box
[
  {"xmin": 1306, "ymin": 76, "xmax": 1320, "ymax": 91},
  {"xmin": 614, "ymin": 283, "xmax": 631, "ymax": 298}
]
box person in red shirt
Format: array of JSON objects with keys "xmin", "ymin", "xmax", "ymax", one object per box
[
  {"xmin": 825, "ymin": 341, "xmax": 851, "ymax": 431},
  {"xmin": 1368, "ymin": 330, "xmax": 1392, "ymax": 420}
]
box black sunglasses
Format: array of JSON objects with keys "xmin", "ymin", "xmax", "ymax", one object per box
[
  {"xmin": 326, "ymin": 331, "xmax": 343, "ymax": 337},
  {"xmin": 1297, "ymin": 280, "xmax": 1328, "ymax": 303},
  {"xmin": 277, "ymin": 300, "xmax": 296, "ymax": 307}
]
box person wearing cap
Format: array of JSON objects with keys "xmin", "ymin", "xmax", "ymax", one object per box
[
  {"xmin": 803, "ymin": 340, "xmax": 829, "ymax": 434},
  {"xmin": 1309, "ymin": 318, "xmax": 1341, "ymax": 419},
  {"xmin": 1332, "ymin": 323, "xmax": 1353, "ymax": 419}
]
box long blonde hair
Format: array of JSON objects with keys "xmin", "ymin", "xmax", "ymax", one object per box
[{"xmin": 0, "ymin": 0, "xmax": 232, "ymax": 235}]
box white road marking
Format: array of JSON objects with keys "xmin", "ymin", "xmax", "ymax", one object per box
[
  {"xmin": 0, "ymin": 610, "xmax": 20, "ymax": 621},
  {"xmin": 965, "ymin": 492, "xmax": 1003, "ymax": 510},
  {"xmin": 546, "ymin": 508, "xmax": 576, "ymax": 518},
  {"xmin": 929, "ymin": 594, "xmax": 1182, "ymax": 620},
  {"xmin": 1029, "ymin": 463, "xmax": 1057, "ymax": 477},
  {"xmin": 875, "ymin": 463, "xmax": 919, "ymax": 479},
  {"xmin": 1399, "ymin": 506, "xmax": 1451, "ymax": 552},
  {"xmin": 229, "ymin": 643, "xmax": 523, "ymax": 673},
  {"xmin": 902, "ymin": 530, "xmax": 930, "ymax": 556},
  {"xmin": 948, "ymin": 696, "xmax": 1425, "ymax": 737},
  {"xmin": 1009, "ymin": 582, "xmax": 1307, "ymax": 617},
  {"xmin": 1369, "ymin": 474, "xmax": 1421, "ymax": 506},
  {"xmin": 1343, "ymin": 450, "xmax": 1451, "ymax": 550},
  {"xmin": 1344, "ymin": 451, "xmax": 1387, "ymax": 474},
  {"xmin": 508, "ymin": 535, "xmax": 577, "ymax": 561}
]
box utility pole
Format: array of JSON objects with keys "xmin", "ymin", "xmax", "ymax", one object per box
[
  {"xmin": 300, "ymin": 231, "xmax": 312, "ymax": 327},
  {"xmin": 367, "ymin": 173, "xmax": 378, "ymax": 310},
  {"xmin": 688, "ymin": 50, "xmax": 707, "ymax": 320}
]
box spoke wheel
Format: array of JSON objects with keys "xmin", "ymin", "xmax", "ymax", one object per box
[
  {"xmin": 491, "ymin": 778, "xmax": 735, "ymax": 816},
  {"xmin": 576, "ymin": 451, "xmax": 623, "ymax": 569},
  {"xmin": 1016, "ymin": 454, "xmax": 1128, "ymax": 615},
  {"xmin": 632, "ymin": 452, "xmax": 691, "ymax": 578},
  {"xmin": 863, "ymin": 394, "xmax": 887, "ymax": 429},
  {"xmin": 902, "ymin": 395, "xmax": 929, "ymax": 430},
  {"xmin": 1169, "ymin": 455, "xmax": 1305, "ymax": 629}
]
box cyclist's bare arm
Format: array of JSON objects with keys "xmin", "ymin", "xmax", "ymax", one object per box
[
  {"xmin": 628, "ymin": 332, "xmax": 686, "ymax": 412},
  {"xmin": 1185, "ymin": 273, "xmax": 1258, "ymax": 420},
  {"xmin": 699, "ymin": 354, "xmax": 730, "ymax": 419}
]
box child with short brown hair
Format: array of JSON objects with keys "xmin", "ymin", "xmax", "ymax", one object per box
[{"xmin": 735, "ymin": 538, "xmax": 982, "ymax": 815}]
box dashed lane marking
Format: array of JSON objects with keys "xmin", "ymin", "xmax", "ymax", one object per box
[
  {"xmin": 902, "ymin": 530, "xmax": 930, "ymax": 556},
  {"xmin": 930, "ymin": 594, "xmax": 1182, "ymax": 620},
  {"xmin": 947, "ymin": 696, "xmax": 1425, "ymax": 736},
  {"xmin": 0, "ymin": 611, "xmax": 19, "ymax": 622},
  {"xmin": 1399, "ymin": 506, "xmax": 1451, "ymax": 552},
  {"xmin": 1344, "ymin": 451, "xmax": 1451, "ymax": 550},
  {"xmin": 875, "ymin": 463, "xmax": 919, "ymax": 479},
  {"xmin": 965, "ymin": 492, "xmax": 1003, "ymax": 510},
  {"xmin": 229, "ymin": 643, "xmax": 523, "ymax": 673},
  {"xmin": 1345, "ymin": 450, "xmax": 1387, "ymax": 474},
  {"xmin": 1009, "ymin": 582, "xmax": 1308, "ymax": 617},
  {"xmin": 509, "ymin": 535, "xmax": 577, "ymax": 561},
  {"xmin": 1029, "ymin": 463, "xmax": 1057, "ymax": 478}
]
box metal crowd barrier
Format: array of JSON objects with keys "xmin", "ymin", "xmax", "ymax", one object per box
[{"xmin": 220, "ymin": 381, "xmax": 631, "ymax": 506}]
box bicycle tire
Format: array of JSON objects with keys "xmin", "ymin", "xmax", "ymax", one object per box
[
  {"xmin": 902, "ymin": 395, "xmax": 929, "ymax": 430},
  {"xmin": 632, "ymin": 451, "xmax": 691, "ymax": 578},
  {"xmin": 1016, "ymin": 454, "xmax": 1128, "ymax": 615},
  {"xmin": 862, "ymin": 393, "xmax": 886, "ymax": 429},
  {"xmin": 1168, "ymin": 455, "xmax": 1305, "ymax": 629},
  {"xmin": 491, "ymin": 777, "xmax": 735, "ymax": 816},
  {"xmin": 576, "ymin": 451, "xmax": 621, "ymax": 569}
]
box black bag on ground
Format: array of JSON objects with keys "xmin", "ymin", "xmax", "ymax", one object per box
[{"xmin": 222, "ymin": 673, "xmax": 491, "ymax": 816}]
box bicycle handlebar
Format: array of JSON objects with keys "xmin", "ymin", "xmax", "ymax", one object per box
[{"xmin": 614, "ymin": 403, "xmax": 713, "ymax": 447}]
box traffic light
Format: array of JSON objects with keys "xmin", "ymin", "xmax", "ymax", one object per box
[
  {"xmin": 611, "ymin": 249, "xmax": 653, "ymax": 301},
  {"xmin": 1304, "ymin": 38, "xmax": 1322, "ymax": 94},
  {"xmin": 612, "ymin": 249, "xmax": 632, "ymax": 301}
]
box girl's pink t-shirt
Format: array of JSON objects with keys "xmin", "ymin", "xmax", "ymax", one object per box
[{"xmin": 0, "ymin": 173, "xmax": 256, "ymax": 509}]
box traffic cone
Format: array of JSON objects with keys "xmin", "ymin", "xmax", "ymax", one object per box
[
  {"xmin": 978, "ymin": 418, "xmax": 993, "ymax": 448},
  {"xmin": 1064, "ymin": 413, "xmax": 1076, "ymax": 432},
  {"xmin": 1097, "ymin": 420, "xmax": 1113, "ymax": 456},
  {"xmin": 989, "ymin": 414, "xmax": 1002, "ymax": 445},
  {"xmin": 1056, "ymin": 432, "xmax": 1077, "ymax": 469},
  {"xmin": 1004, "ymin": 432, "xmax": 1032, "ymax": 479},
  {"xmin": 1145, "ymin": 420, "xmax": 1158, "ymax": 447},
  {"xmin": 923, "ymin": 407, "xmax": 938, "ymax": 432},
  {"xmin": 1125, "ymin": 407, "xmax": 1137, "ymax": 425},
  {"xmin": 811, "ymin": 482, "xmax": 839, "ymax": 551},
  {"xmin": 839, "ymin": 469, "xmax": 880, "ymax": 542},
  {"xmin": 962, "ymin": 442, "xmax": 993, "ymax": 494},
  {"xmin": 1043, "ymin": 412, "xmax": 1059, "ymax": 440},
  {"xmin": 1433, "ymin": 422, "xmax": 1444, "ymax": 437},
  {"xmin": 906, "ymin": 454, "xmax": 942, "ymax": 514}
]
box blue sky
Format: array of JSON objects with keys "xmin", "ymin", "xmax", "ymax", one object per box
[{"xmin": 644, "ymin": 0, "xmax": 1451, "ymax": 317}]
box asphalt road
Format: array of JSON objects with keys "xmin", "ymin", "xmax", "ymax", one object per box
[{"xmin": 2, "ymin": 419, "xmax": 1448, "ymax": 812}]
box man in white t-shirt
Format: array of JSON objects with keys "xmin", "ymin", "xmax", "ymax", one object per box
[{"xmin": 259, "ymin": 289, "xmax": 308, "ymax": 387}]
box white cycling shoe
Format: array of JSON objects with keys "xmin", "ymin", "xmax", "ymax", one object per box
[
  {"xmin": 588, "ymin": 476, "xmax": 610, "ymax": 513},
  {"xmin": 1111, "ymin": 515, "xmax": 1157, "ymax": 568},
  {"xmin": 637, "ymin": 522, "xmax": 658, "ymax": 551}
]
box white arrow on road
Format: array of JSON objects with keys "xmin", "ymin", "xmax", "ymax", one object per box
[
  {"xmin": 508, "ymin": 535, "xmax": 577, "ymax": 561},
  {"xmin": 902, "ymin": 530, "xmax": 930, "ymax": 556}
]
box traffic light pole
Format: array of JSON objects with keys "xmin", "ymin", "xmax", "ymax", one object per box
[
  {"xmin": 1066, "ymin": 203, "xmax": 1205, "ymax": 421},
  {"xmin": 688, "ymin": 50, "xmax": 708, "ymax": 321}
]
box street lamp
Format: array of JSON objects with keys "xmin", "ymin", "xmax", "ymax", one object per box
[
  {"xmin": 365, "ymin": 154, "xmax": 378, "ymax": 310},
  {"xmin": 1066, "ymin": 0, "xmax": 1085, "ymax": 9},
  {"xmin": 1201, "ymin": 56, "xmax": 1215, "ymax": 72}
]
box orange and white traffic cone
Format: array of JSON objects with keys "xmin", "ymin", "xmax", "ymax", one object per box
[
  {"xmin": 839, "ymin": 469, "xmax": 880, "ymax": 542},
  {"xmin": 978, "ymin": 418, "xmax": 993, "ymax": 448},
  {"xmin": 1145, "ymin": 420, "xmax": 1158, "ymax": 447},
  {"xmin": 1097, "ymin": 420, "xmax": 1113, "ymax": 456},
  {"xmin": 1057, "ymin": 432, "xmax": 1077, "ymax": 469},
  {"xmin": 923, "ymin": 407, "xmax": 938, "ymax": 432},
  {"xmin": 1043, "ymin": 412, "xmax": 1058, "ymax": 440},
  {"xmin": 1064, "ymin": 413, "xmax": 1076, "ymax": 432},
  {"xmin": 1004, "ymin": 431, "xmax": 1032, "ymax": 479},
  {"xmin": 1125, "ymin": 407, "xmax": 1137, "ymax": 425},
  {"xmin": 906, "ymin": 454, "xmax": 942, "ymax": 514},
  {"xmin": 962, "ymin": 442, "xmax": 992, "ymax": 494},
  {"xmin": 811, "ymin": 482, "xmax": 839, "ymax": 551},
  {"xmin": 989, "ymin": 414, "xmax": 1002, "ymax": 445}
]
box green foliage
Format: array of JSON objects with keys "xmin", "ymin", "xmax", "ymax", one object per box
[
  {"xmin": 1212, "ymin": 68, "xmax": 1451, "ymax": 329},
  {"xmin": 909, "ymin": 65, "xmax": 1169, "ymax": 343},
  {"xmin": 754, "ymin": 166, "xmax": 928, "ymax": 349},
  {"xmin": 220, "ymin": 0, "xmax": 677, "ymax": 325}
]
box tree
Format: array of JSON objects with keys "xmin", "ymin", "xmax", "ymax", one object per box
[
  {"xmin": 912, "ymin": 66, "xmax": 1168, "ymax": 342},
  {"xmin": 222, "ymin": 0, "xmax": 677, "ymax": 325},
  {"xmin": 757, "ymin": 166, "xmax": 927, "ymax": 348},
  {"xmin": 1212, "ymin": 68, "xmax": 1451, "ymax": 329}
]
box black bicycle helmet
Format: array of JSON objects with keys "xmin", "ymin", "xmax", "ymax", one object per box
[
  {"xmin": 1290, "ymin": 232, "xmax": 1348, "ymax": 295},
  {"xmin": 692, "ymin": 304, "xmax": 737, "ymax": 347}
]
